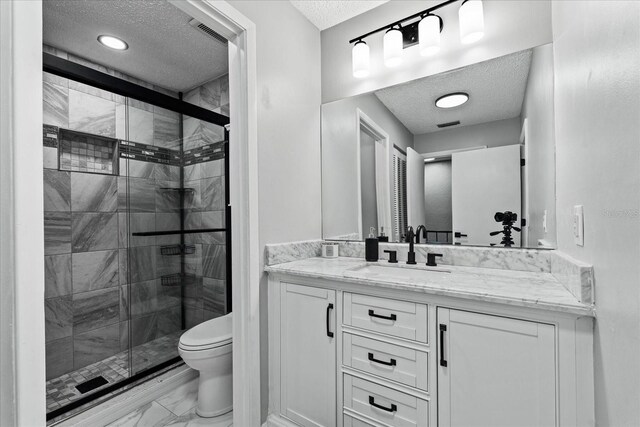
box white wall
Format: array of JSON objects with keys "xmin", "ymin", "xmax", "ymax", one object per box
[
  {"xmin": 321, "ymin": 0, "xmax": 552, "ymax": 103},
  {"xmin": 227, "ymin": 1, "xmax": 322, "ymax": 421},
  {"xmin": 414, "ymin": 117, "xmax": 521, "ymax": 154},
  {"xmin": 521, "ymin": 43, "xmax": 556, "ymax": 247},
  {"xmin": 322, "ymin": 92, "xmax": 413, "ymax": 239},
  {"xmin": 0, "ymin": 0, "xmax": 47, "ymax": 424},
  {"xmin": 552, "ymin": 1, "xmax": 640, "ymax": 425}
]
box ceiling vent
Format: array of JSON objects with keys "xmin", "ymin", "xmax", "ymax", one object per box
[
  {"xmin": 437, "ymin": 121, "xmax": 461, "ymax": 128},
  {"xmin": 189, "ymin": 18, "xmax": 227, "ymax": 45}
]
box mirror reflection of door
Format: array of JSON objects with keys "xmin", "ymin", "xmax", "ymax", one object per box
[
  {"xmin": 407, "ymin": 147, "xmax": 427, "ymax": 230},
  {"xmin": 359, "ymin": 127, "xmax": 379, "ymax": 237},
  {"xmin": 452, "ymin": 145, "xmax": 522, "ymax": 246}
]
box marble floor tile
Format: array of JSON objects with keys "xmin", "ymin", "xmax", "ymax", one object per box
[
  {"xmin": 108, "ymin": 401, "xmax": 175, "ymax": 427},
  {"xmin": 156, "ymin": 378, "xmax": 198, "ymax": 417},
  {"xmin": 72, "ymin": 212, "xmax": 118, "ymax": 252},
  {"xmin": 73, "ymin": 323, "xmax": 120, "ymax": 370},
  {"xmin": 72, "ymin": 249, "xmax": 119, "ymax": 293},
  {"xmin": 202, "ymin": 245, "xmax": 226, "ymax": 280},
  {"xmin": 45, "ymin": 296, "xmax": 73, "ymax": 342},
  {"xmin": 44, "ymin": 82, "xmax": 69, "ymax": 129},
  {"xmin": 46, "ymin": 337, "xmax": 74, "ymax": 380},
  {"xmin": 161, "ymin": 408, "xmax": 233, "ymax": 427},
  {"xmin": 43, "ymin": 169, "xmax": 71, "ymax": 212},
  {"xmin": 128, "ymin": 107, "xmax": 154, "ymax": 145},
  {"xmin": 71, "ymin": 173, "xmax": 118, "ymax": 212},
  {"xmin": 45, "ymin": 254, "xmax": 72, "ymax": 298},
  {"xmin": 45, "ymin": 211, "xmax": 72, "ymax": 255},
  {"xmin": 68, "ymin": 89, "xmax": 116, "ymax": 137},
  {"xmin": 72, "ymin": 287, "xmax": 119, "ymax": 334}
]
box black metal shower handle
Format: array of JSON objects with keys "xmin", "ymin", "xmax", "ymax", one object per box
[
  {"xmin": 369, "ymin": 396, "xmax": 397, "ymax": 413},
  {"xmin": 368, "ymin": 309, "xmax": 397, "ymax": 321},
  {"xmin": 326, "ymin": 303, "xmax": 334, "ymax": 338},
  {"xmin": 439, "ymin": 324, "xmax": 448, "ymax": 367}
]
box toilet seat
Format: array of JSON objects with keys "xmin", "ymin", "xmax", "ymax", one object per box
[{"xmin": 179, "ymin": 313, "xmax": 232, "ymax": 351}]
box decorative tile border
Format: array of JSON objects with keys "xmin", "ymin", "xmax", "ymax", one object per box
[
  {"xmin": 44, "ymin": 125, "xmax": 59, "ymax": 148},
  {"xmin": 183, "ymin": 141, "xmax": 225, "ymax": 166},
  {"xmin": 119, "ymin": 140, "xmax": 181, "ymax": 166}
]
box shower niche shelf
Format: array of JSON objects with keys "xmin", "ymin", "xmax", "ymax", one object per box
[
  {"xmin": 160, "ymin": 244, "xmax": 196, "ymax": 256},
  {"xmin": 58, "ymin": 128, "xmax": 119, "ymax": 175},
  {"xmin": 161, "ymin": 273, "xmax": 198, "ymax": 287}
]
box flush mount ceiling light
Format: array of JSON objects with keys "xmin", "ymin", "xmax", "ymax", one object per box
[
  {"xmin": 352, "ymin": 40, "xmax": 370, "ymax": 78},
  {"xmin": 435, "ymin": 92, "xmax": 469, "ymax": 108},
  {"xmin": 97, "ymin": 35, "xmax": 128, "ymax": 51},
  {"xmin": 424, "ymin": 157, "xmax": 436, "ymax": 162},
  {"xmin": 349, "ymin": 0, "xmax": 485, "ymax": 78},
  {"xmin": 459, "ymin": 0, "xmax": 485, "ymax": 44},
  {"xmin": 383, "ymin": 26, "xmax": 403, "ymax": 68}
]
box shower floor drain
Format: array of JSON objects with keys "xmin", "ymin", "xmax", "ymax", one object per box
[{"xmin": 75, "ymin": 376, "xmax": 109, "ymax": 394}]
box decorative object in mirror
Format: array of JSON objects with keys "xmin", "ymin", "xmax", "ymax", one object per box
[{"xmin": 322, "ymin": 44, "xmax": 556, "ymax": 249}]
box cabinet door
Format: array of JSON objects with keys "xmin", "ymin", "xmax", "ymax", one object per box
[
  {"xmin": 281, "ymin": 283, "xmax": 336, "ymax": 427},
  {"xmin": 437, "ymin": 308, "xmax": 556, "ymax": 427}
]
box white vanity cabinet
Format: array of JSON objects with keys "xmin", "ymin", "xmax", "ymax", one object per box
[
  {"xmin": 267, "ymin": 273, "xmax": 594, "ymax": 427},
  {"xmin": 277, "ymin": 282, "xmax": 337, "ymax": 427},
  {"xmin": 437, "ymin": 308, "xmax": 556, "ymax": 427}
]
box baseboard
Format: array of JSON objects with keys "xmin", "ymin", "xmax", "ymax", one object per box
[
  {"xmin": 55, "ymin": 365, "xmax": 197, "ymax": 426},
  {"xmin": 263, "ymin": 413, "xmax": 300, "ymax": 427}
]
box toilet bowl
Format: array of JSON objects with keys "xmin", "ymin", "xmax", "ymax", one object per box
[{"xmin": 178, "ymin": 313, "xmax": 232, "ymax": 418}]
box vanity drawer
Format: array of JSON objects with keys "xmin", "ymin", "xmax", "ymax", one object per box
[
  {"xmin": 343, "ymin": 293, "xmax": 428, "ymax": 343},
  {"xmin": 343, "ymin": 374, "xmax": 429, "ymax": 427},
  {"xmin": 343, "ymin": 333, "xmax": 428, "ymax": 391}
]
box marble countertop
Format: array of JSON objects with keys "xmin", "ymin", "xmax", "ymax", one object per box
[{"xmin": 265, "ymin": 257, "xmax": 595, "ymax": 316}]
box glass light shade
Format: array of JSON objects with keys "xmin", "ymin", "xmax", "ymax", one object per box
[
  {"xmin": 435, "ymin": 93, "xmax": 469, "ymax": 108},
  {"xmin": 97, "ymin": 35, "xmax": 128, "ymax": 50},
  {"xmin": 419, "ymin": 15, "xmax": 441, "ymax": 56},
  {"xmin": 459, "ymin": 0, "xmax": 485, "ymax": 44},
  {"xmin": 352, "ymin": 41, "xmax": 370, "ymax": 78},
  {"xmin": 383, "ymin": 28, "xmax": 403, "ymax": 68}
]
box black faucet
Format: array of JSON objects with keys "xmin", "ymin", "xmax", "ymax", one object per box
[
  {"xmin": 426, "ymin": 252, "xmax": 443, "ymax": 267},
  {"xmin": 405, "ymin": 226, "xmax": 417, "ymax": 265},
  {"xmin": 415, "ymin": 225, "xmax": 428, "ymax": 244}
]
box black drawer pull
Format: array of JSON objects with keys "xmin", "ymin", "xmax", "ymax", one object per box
[
  {"xmin": 368, "ymin": 352, "xmax": 396, "ymax": 366},
  {"xmin": 368, "ymin": 309, "xmax": 397, "ymax": 321},
  {"xmin": 326, "ymin": 303, "xmax": 334, "ymax": 338},
  {"xmin": 439, "ymin": 324, "xmax": 448, "ymax": 367},
  {"xmin": 369, "ymin": 396, "xmax": 397, "ymax": 413}
]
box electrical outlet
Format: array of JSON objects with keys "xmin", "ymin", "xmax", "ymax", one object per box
[
  {"xmin": 543, "ymin": 210, "xmax": 547, "ymax": 233},
  {"xmin": 573, "ymin": 205, "xmax": 584, "ymax": 246}
]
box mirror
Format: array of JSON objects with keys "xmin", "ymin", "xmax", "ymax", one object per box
[{"xmin": 322, "ymin": 43, "xmax": 556, "ymax": 249}]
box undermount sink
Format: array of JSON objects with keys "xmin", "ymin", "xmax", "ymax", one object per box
[{"xmin": 344, "ymin": 263, "xmax": 451, "ymax": 284}]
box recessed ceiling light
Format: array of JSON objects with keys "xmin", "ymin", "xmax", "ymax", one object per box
[
  {"xmin": 435, "ymin": 92, "xmax": 469, "ymax": 108},
  {"xmin": 97, "ymin": 35, "xmax": 128, "ymax": 51},
  {"xmin": 424, "ymin": 157, "xmax": 436, "ymax": 162}
]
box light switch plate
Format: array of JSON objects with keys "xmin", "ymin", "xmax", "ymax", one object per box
[{"xmin": 573, "ymin": 205, "xmax": 584, "ymax": 246}]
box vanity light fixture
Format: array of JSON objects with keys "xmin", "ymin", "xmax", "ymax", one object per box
[
  {"xmin": 459, "ymin": 0, "xmax": 485, "ymax": 44},
  {"xmin": 419, "ymin": 14, "xmax": 443, "ymax": 56},
  {"xmin": 349, "ymin": 0, "xmax": 485, "ymax": 78},
  {"xmin": 97, "ymin": 35, "xmax": 129, "ymax": 51},
  {"xmin": 352, "ymin": 40, "xmax": 370, "ymax": 78},
  {"xmin": 383, "ymin": 26, "xmax": 404, "ymax": 68},
  {"xmin": 435, "ymin": 92, "xmax": 469, "ymax": 108}
]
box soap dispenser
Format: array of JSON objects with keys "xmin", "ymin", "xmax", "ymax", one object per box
[
  {"xmin": 365, "ymin": 227, "xmax": 379, "ymax": 262},
  {"xmin": 378, "ymin": 226, "xmax": 389, "ymax": 242}
]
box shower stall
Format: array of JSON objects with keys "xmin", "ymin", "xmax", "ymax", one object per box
[{"xmin": 42, "ymin": 49, "xmax": 230, "ymax": 421}]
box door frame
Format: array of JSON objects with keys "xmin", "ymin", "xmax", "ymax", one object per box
[
  {"xmin": 1, "ymin": 1, "xmax": 261, "ymax": 424},
  {"xmin": 355, "ymin": 108, "xmax": 392, "ymax": 240}
]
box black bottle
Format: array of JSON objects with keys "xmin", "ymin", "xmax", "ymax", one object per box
[{"xmin": 365, "ymin": 227, "xmax": 379, "ymax": 262}]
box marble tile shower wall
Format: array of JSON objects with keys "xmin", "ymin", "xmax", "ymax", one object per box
[
  {"xmin": 42, "ymin": 46, "xmax": 227, "ymax": 381},
  {"xmin": 183, "ymin": 74, "xmax": 229, "ymax": 152}
]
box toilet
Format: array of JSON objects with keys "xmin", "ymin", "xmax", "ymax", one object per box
[{"xmin": 178, "ymin": 313, "xmax": 233, "ymax": 418}]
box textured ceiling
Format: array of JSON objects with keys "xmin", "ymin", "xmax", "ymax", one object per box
[
  {"xmin": 374, "ymin": 50, "xmax": 533, "ymax": 135},
  {"xmin": 43, "ymin": 0, "xmax": 228, "ymax": 92},
  {"xmin": 290, "ymin": 0, "xmax": 389, "ymax": 30}
]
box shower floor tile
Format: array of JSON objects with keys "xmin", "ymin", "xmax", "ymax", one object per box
[{"xmin": 46, "ymin": 331, "xmax": 183, "ymax": 414}]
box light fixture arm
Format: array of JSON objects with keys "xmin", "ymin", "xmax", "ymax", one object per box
[{"xmin": 348, "ymin": 0, "xmax": 459, "ymax": 44}]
